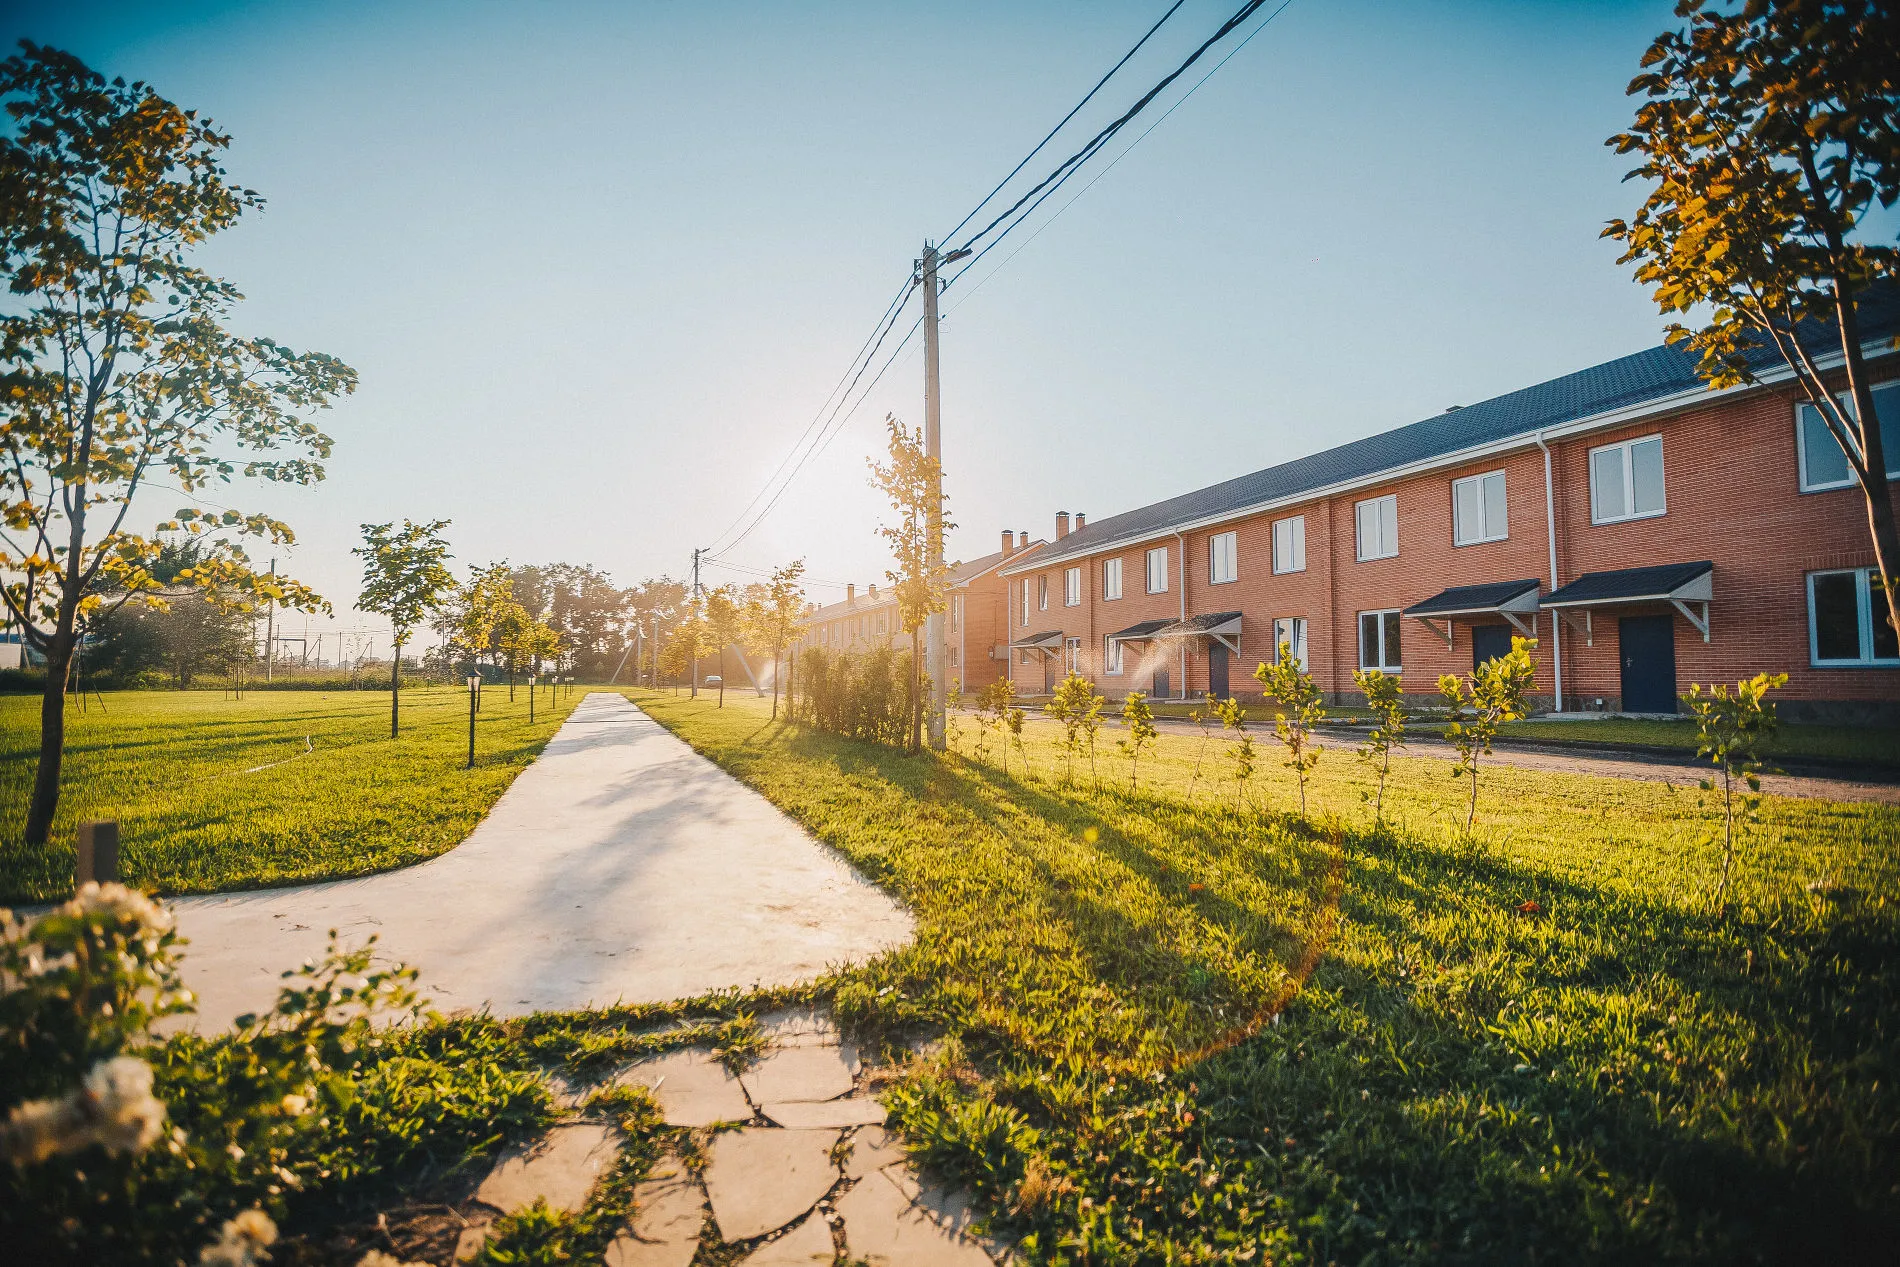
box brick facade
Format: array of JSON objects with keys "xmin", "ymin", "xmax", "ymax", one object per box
[{"xmin": 999, "ymin": 355, "xmax": 1900, "ymax": 720}]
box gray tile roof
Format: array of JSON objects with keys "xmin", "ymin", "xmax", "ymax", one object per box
[
  {"xmin": 1404, "ymin": 579, "xmax": 1542, "ymax": 617},
  {"xmin": 1542, "ymin": 561, "xmax": 1713, "ymax": 607},
  {"xmin": 1010, "ymin": 284, "xmax": 1900, "ymax": 574}
]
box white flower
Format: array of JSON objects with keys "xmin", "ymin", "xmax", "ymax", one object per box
[
  {"xmin": 279, "ymin": 1093, "xmax": 309, "ymax": 1116},
  {"xmin": 81, "ymin": 1055, "xmax": 168, "ymax": 1154},
  {"xmin": 197, "ymin": 1209, "xmax": 278, "ymax": 1266},
  {"xmin": 65, "ymin": 881, "xmax": 175, "ymax": 935},
  {"xmin": 355, "ymin": 1253, "xmax": 429, "ymax": 1267},
  {"xmin": 0, "ymin": 1096, "xmax": 83, "ymax": 1167}
]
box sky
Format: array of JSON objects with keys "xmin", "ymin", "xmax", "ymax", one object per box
[{"xmin": 8, "ymin": 0, "xmax": 1689, "ymax": 655}]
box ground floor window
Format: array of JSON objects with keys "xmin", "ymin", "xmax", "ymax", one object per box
[
  {"xmin": 1809, "ymin": 568, "xmax": 1899, "ymax": 666},
  {"xmin": 1358, "ymin": 609, "xmax": 1401, "ymax": 673},
  {"xmin": 1104, "ymin": 636, "xmax": 1124, "ymax": 674},
  {"xmin": 1272, "ymin": 616, "xmax": 1308, "ymax": 670},
  {"xmin": 1065, "ymin": 637, "xmax": 1083, "ymax": 674}
]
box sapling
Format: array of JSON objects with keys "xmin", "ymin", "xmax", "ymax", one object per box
[
  {"xmin": 1046, "ymin": 672, "xmax": 1105, "ymax": 787},
  {"xmin": 1683, "ymin": 672, "xmax": 1786, "ymax": 908},
  {"xmin": 1005, "ymin": 692, "xmax": 1030, "ymax": 778},
  {"xmin": 1255, "ymin": 642, "xmax": 1325, "ymax": 821},
  {"xmin": 1214, "ymin": 695, "xmax": 1256, "ymax": 812},
  {"xmin": 1437, "ymin": 637, "xmax": 1538, "ymax": 834},
  {"xmin": 1352, "ymin": 668, "xmax": 1407, "ymax": 825},
  {"xmin": 1116, "ymin": 690, "xmax": 1158, "ymax": 793},
  {"xmin": 1186, "ymin": 692, "xmax": 1218, "ymax": 801},
  {"xmin": 946, "ymin": 678, "xmax": 965, "ymax": 755}
]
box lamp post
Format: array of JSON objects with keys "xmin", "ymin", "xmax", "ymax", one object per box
[{"xmin": 465, "ymin": 673, "xmax": 480, "ymax": 769}]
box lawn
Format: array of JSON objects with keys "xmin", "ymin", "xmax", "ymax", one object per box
[
  {"xmin": 616, "ymin": 688, "xmax": 1900, "ymax": 1265},
  {"xmin": 0, "ymin": 683, "xmax": 584, "ymax": 903}
]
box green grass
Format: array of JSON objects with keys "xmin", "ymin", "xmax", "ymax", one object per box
[
  {"xmin": 0, "ymin": 683, "xmax": 585, "ymax": 902},
  {"xmin": 1494, "ymin": 715, "xmax": 1900, "ymax": 764},
  {"xmin": 621, "ymin": 688, "xmax": 1900, "ymax": 1265}
]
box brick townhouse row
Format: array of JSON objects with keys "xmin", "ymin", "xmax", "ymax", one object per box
[{"xmin": 991, "ymin": 292, "xmax": 1900, "ymax": 722}]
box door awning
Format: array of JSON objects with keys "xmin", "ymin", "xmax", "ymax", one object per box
[
  {"xmin": 1008, "ymin": 629, "xmax": 1066, "ymax": 655},
  {"xmin": 1106, "ymin": 618, "xmax": 1173, "ymax": 643},
  {"xmin": 1403, "ymin": 578, "xmax": 1541, "ymax": 646},
  {"xmin": 1541, "ymin": 561, "xmax": 1713, "ymax": 643},
  {"xmin": 1151, "ymin": 611, "xmax": 1242, "ymax": 655}
]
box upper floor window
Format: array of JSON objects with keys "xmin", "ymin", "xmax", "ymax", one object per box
[
  {"xmin": 1359, "ymin": 609, "xmax": 1402, "ymax": 673},
  {"xmin": 1064, "ymin": 567, "xmax": 1082, "ymax": 606},
  {"xmin": 1590, "ymin": 435, "xmax": 1665, "ymax": 524},
  {"xmin": 1146, "ymin": 546, "xmax": 1169, "ymax": 594},
  {"xmin": 1038, "ymin": 576, "xmax": 1049, "ymax": 611},
  {"xmin": 1809, "ymin": 567, "xmax": 1899, "ymax": 666},
  {"xmin": 1798, "ymin": 382, "xmax": 1900, "ymax": 492},
  {"xmin": 1104, "ymin": 557, "xmax": 1123, "ymax": 601},
  {"xmin": 1452, "ymin": 471, "xmax": 1507, "ymax": 545},
  {"xmin": 950, "ymin": 593, "xmax": 963, "ymax": 629},
  {"xmin": 1355, "ymin": 495, "xmax": 1398, "ymax": 561},
  {"xmin": 1272, "ymin": 515, "xmax": 1306, "ymax": 574},
  {"xmin": 1209, "ymin": 532, "xmax": 1238, "ymax": 585},
  {"xmin": 1020, "ymin": 579, "xmax": 1031, "ymax": 627}
]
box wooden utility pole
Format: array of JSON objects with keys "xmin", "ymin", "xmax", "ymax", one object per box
[{"xmin": 921, "ymin": 243, "xmax": 946, "ymax": 751}]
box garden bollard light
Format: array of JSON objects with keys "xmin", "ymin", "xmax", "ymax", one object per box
[
  {"xmin": 77, "ymin": 820, "xmax": 119, "ymax": 887},
  {"xmin": 466, "ymin": 673, "xmax": 481, "ymax": 768}
]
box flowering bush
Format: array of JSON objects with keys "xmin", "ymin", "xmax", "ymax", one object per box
[{"xmin": 1, "ymin": 882, "xmax": 547, "ymax": 1263}]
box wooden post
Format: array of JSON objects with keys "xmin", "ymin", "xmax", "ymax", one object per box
[{"xmin": 76, "ymin": 820, "xmax": 119, "ymax": 887}]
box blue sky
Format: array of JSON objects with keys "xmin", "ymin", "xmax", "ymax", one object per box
[{"xmin": 11, "ymin": 0, "xmax": 1685, "ymax": 648}]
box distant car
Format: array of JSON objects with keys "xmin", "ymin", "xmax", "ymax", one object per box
[{"xmin": 702, "ymin": 676, "xmax": 723, "ymax": 687}]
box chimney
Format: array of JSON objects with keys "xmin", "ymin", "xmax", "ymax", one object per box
[
  {"xmin": 1018, "ymin": 530, "xmax": 1028, "ymax": 549},
  {"xmin": 846, "ymin": 583, "xmax": 855, "ymax": 605},
  {"xmin": 869, "ymin": 583, "xmax": 879, "ymax": 601},
  {"xmin": 1075, "ymin": 513, "xmax": 1086, "ymax": 531},
  {"xmin": 1001, "ymin": 528, "xmax": 1015, "ymax": 557},
  {"xmin": 1056, "ymin": 511, "xmax": 1070, "ymax": 540}
]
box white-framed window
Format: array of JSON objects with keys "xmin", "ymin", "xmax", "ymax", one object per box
[
  {"xmin": 950, "ymin": 593, "xmax": 963, "ymax": 629},
  {"xmin": 1146, "ymin": 546, "xmax": 1169, "ymax": 594},
  {"xmin": 1209, "ymin": 531, "xmax": 1238, "ymax": 585},
  {"xmin": 1065, "ymin": 567, "xmax": 1082, "ymax": 606},
  {"xmin": 1590, "ymin": 435, "xmax": 1666, "ymax": 524},
  {"xmin": 1355, "ymin": 494, "xmax": 1398, "ymax": 561},
  {"xmin": 1020, "ymin": 579, "xmax": 1031, "ymax": 627},
  {"xmin": 1358, "ymin": 609, "xmax": 1402, "ymax": 672},
  {"xmin": 1065, "ymin": 637, "xmax": 1082, "ymax": 674},
  {"xmin": 1272, "ymin": 515, "xmax": 1306, "ymax": 574},
  {"xmin": 1798, "ymin": 382, "xmax": 1900, "ymax": 492},
  {"xmin": 1272, "ymin": 616, "xmax": 1308, "ymax": 671},
  {"xmin": 1452, "ymin": 471, "xmax": 1507, "ymax": 545},
  {"xmin": 1104, "ymin": 635, "xmax": 1125, "ymax": 675},
  {"xmin": 1104, "ymin": 557, "xmax": 1123, "ymax": 601},
  {"xmin": 1038, "ymin": 576, "xmax": 1049, "ymax": 611},
  {"xmin": 1809, "ymin": 568, "xmax": 1899, "ymax": 666}
]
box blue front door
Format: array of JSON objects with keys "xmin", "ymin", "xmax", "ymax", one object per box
[
  {"xmin": 1618, "ymin": 615, "xmax": 1677, "ymax": 713},
  {"xmin": 1472, "ymin": 624, "xmax": 1513, "ymax": 672},
  {"xmin": 1208, "ymin": 642, "xmax": 1229, "ymax": 699}
]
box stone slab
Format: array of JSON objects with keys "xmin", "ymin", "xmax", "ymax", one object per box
[
  {"xmin": 740, "ymin": 1211, "xmax": 837, "ymax": 1265},
  {"xmin": 474, "ymin": 1122, "xmax": 620, "ymax": 1215},
  {"xmin": 166, "ymin": 694, "xmax": 916, "ymax": 1030},
  {"xmin": 740, "ymin": 1045, "xmax": 858, "ymax": 1105},
  {"xmin": 758, "ymin": 1008, "xmax": 843, "ymax": 1048},
  {"xmin": 616, "ymin": 1047, "xmax": 753, "ymax": 1126},
  {"xmin": 764, "ymin": 1097, "xmax": 888, "ymax": 1130},
  {"xmin": 705, "ymin": 1127, "xmax": 840, "ymax": 1242},
  {"xmin": 834, "ymin": 1168, "xmax": 994, "ymax": 1266},
  {"xmin": 841, "ymin": 1125, "xmax": 906, "ymax": 1179},
  {"xmin": 604, "ymin": 1167, "xmax": 705, "ymax": 1267}
]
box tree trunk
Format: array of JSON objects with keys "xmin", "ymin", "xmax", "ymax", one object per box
[
  {"xmin": 390, "ymin": 647, "xmax": 401, "ymax": 738},
  {"xmin": 771, "ymin": 647, "xmax": 780, "ymax": 720},
  {"xmin": 909, "ymin": 628, "xmax": 922, "ymax": 753},
  {"xmin": 718, "ymin": 646, "xmax": 725, "ymax": 708},
  {"xmin": 24, "ymin": 630, "xmax": 77, "ymax": 847},
  {"xmin": 1836, "ymin": 289, "xmax": 1900, "ymax": 646}
]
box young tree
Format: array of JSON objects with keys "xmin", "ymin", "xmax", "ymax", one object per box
[
  {"xmin": 703, "ymin": 585, "xmax": 744, "ymax": 708},
  {"xmin": 522, "ymin": 619, "xmax": 563, "ymax": 723},
  {"xmin": 85, "ymin": 540, "xmax": 252, "ymax": 688},
  {"xmin": 1214, "ymin": 695, "xmax": 1255, "ymax": 812},
  {"xmin": 746, "ymin": 560, "xmax": 807, "ymax": 720},
  {"xmin": 491, "ymin": 598, "xmax": 534, "ymax": 701},
  {"xmin": 0, "ymin": 45, "xmax": 353, "ymax": 847},
  {"xmin": 1045, "ymin": 671, "xmax": 1105, "ymax": 787},
  {"xmin": 868, "ymin": 415, "xmax": 953, "ymax": 753},
  {"xmin": 1116, "ymin": 690, "xmax": 1158, "ymax": 793},
  {"xmin": 1606, "ymin": 1, "xmax": 1900, "ymax": 639},
  {"xmin": 1438, "ymin": 637, "xmax": 1539, "ymax": 834},
  {"xmin": 1256, "ymin": 643, "xmax": 1326, "ymax": 821},
  {"xmin": 1684, "ymin": 671, "xmax": 1788, "ymax": 908},
  {"xmin": 1353, "ymin": 668, "xmax": 1408, "ymax": 826},
  {"xmin": 660, "ymin": 601, "xmax": 710, "ymax": 698},
  {"xmin": 353, "ymin": 519, "xmax": 454, "ymax": 739},
  {"xmin": 1186, "ymin": 692, "xmax": 1219, "ymax": 802}
]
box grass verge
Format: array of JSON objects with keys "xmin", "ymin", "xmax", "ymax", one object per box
[
  {"xmin": 0, "ymin": 684, "xmax": 585, "ymax": 902},
  {"xmin": 621, "ymin": 688, "xmax": 1900, "ymax": 1265}
]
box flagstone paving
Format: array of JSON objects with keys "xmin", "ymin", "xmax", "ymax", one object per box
[
  {"xmin": 165, "ymin": 693, "xmax": 914, "ymax": 1030},
  {"xmin": 454, "ymin": 1009, "xmax": 1007, "ymax": 1264}
]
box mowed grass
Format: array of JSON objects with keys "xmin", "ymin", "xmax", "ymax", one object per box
[
  {"xmin": 1495, "ymin": 715, "xmax": 1900, "ymax": 764},
  {"xmin": 624, "ymin": 688, "xmax": 1900, "ymax": 1265},
  {"xmin": 0, "ymin": 684, "xmax": 584, "ymax": 902}
]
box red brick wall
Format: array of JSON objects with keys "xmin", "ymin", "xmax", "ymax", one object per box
[{"xmin": 999, "ymin": 355, "xmax": 1900, "ymax": 713}]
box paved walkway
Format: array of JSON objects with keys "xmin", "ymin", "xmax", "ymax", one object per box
[{"xmin": 171, "ymin": 693, "xmax": 914, "ymax": 1030}]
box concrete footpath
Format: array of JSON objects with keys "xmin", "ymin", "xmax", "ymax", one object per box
[{"xmin": 170, "ymin": 693, "xmax": 915, "ymax": 1030}]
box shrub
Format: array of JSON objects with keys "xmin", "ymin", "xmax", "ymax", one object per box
[
  {"xmin": 1352, "ymin": 668, "xmax": 1407, "ymax": 825},
  {"xmin": 1045, "ymin": 672, "xmax": 1106, "ymax": 787},
  {"xmin": 1437, "ymin": 637, "xmax": 1538, "ymax": 833},
  {"xmin": 1116, "ymin": 691, "xmax": 1158, "ymax": 793},
  {"xmin": 1255, "ymin": 644, "xmax": 1325, "ymax": 820},
  {"xmin": 1212, "ymin": 695, "xmax": 1256, "ymax": 812},
  {"xmin": 792, "ymin": 644, "xmax": 915, "ymax": 747},
  {"xmin": 1185, "ymin": 692, "xmax": 1218, "ymax": 801},
  {"xmin": 1684, "ymin": 671, "xmax": 1788, "ymax": 907}
]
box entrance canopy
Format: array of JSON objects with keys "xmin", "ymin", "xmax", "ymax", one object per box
[
  {"xmin": 1106, "ymin": 618, "xmax": 1172, "ymax": 645},
  {"xmin": 1150, "ymin": 611, "xmax": 1242, "ymax": 656},
  {"xmin": 1541, "ymin": 560, "xmax": 1713, "ymax": 644},
  {"xmin": 1403, "ymin": 578, "xmax": 1541, "ymax": 647},
  {"xmin": 1008, "ymin": 629, "xmax": 1066, "ymax": 658}
]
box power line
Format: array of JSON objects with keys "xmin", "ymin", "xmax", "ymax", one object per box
[
  {"xmin": 949, "ymin": 0, "xmax": 1278, "ymax": 264},
  {"xmin": 937, "ymin": 0, "xmax": 1187, "ymax": 247},
  {"xmin": 946, "ymin": 0, "xmax": 1296, "ymax": 313}
]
